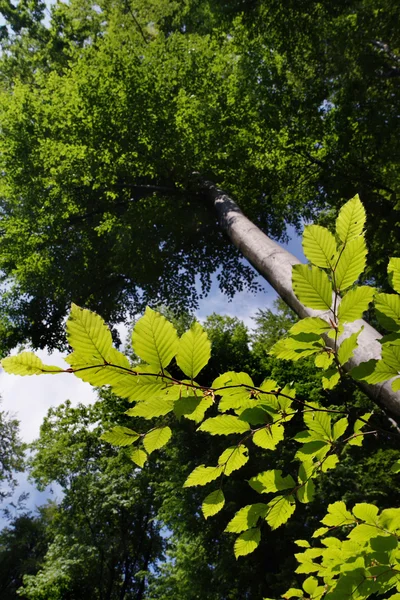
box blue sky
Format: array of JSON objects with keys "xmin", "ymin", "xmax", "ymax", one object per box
[{"xmin": 0, "ymin": 227, "xmax": 306, "ymax": 524}]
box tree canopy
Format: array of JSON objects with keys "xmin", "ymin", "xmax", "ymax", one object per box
[{"xmin": 0, "ymin": 0, "xmax": 399, "ymax": 352}]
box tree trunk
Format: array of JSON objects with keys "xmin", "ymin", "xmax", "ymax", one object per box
[{"xmin": 201, "ymin": 180, "xmax": 400, "ymax": 419}]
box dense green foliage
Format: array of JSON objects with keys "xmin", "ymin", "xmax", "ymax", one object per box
[
  {"xmin": 0, "ymin": 0, "xmax": 400, "ymax": 352},
  {"xmin": 0, "ymin": 403, "xmax": 25, "ymax": 506},
  {"xmin": 3, "ymin": 197, "xmax": 400, "ymax": 599}
]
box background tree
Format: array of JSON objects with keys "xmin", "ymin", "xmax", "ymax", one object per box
[
  {"xmin": 20, "ymin": 396, "xmax": 164, "ymax": 600},
  {"xmin": 0, "ymin": 401, "xmax": 25, "ymax": 507}
]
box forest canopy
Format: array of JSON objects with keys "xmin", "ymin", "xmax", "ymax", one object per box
[{"xmin": 0, "ymin": 0, "xmax": 399, "ymax": 352}]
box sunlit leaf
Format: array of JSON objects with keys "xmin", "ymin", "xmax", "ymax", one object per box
[
  {"xmin": 174, "ymin": 395, "xmax": 213, "ymax": 423},
  {"xmin": 302, "ymin": 224, "xmax": 337, "ymax": 268},
  {"xmin": 252, "ymin": 424, "xmax": 284, "ymax": 450},
  {"xmin": 198, "ymin": 415, "xmax": 250, "ymax": 435},
  {"xmin": 334, "ymin": 236, "xmax": 367, "ymax": 291},
  {"xmin": 266, "ymin": 495, "xmax": 296, "ymax": 530},
  {"xmin": 290, "ymin": 317, "xmax": 331, "ymax": 335},
  {"xmin": 292, "ymin": 264, "xmax": 333, "ymax": 310},
  {"xmin": 335, "ymin": 194, "xmax": 366, "ymax": 244},
  {"xmin": 315, "ymin": 351, "xmax": 334, "ymax": 369},
  {"xmin": 1, "ymin": 352, "xmax": 64, "ymax": 376},
  {"xmin": 66, "ymin": 303, "xmax": 114, "ymax": 362},
  {"xmin": 183, "ymin": 464, "xmax": 224, "ymax": 487},
  {"xmin": 249, "ymin": 470, "xmax": 295, "ymax": 494},
  {"xmin": 234, "ymin": 527, "xmax": 261, "ymax": 558},
  {"xmin": 388, "ymin": 257, "xmax": 400, "ymax": 294},
  {"xmin": 218, "ymin": 445, "xmax": 249, "ymax": 476},
  {"xmin": 129, "ymin": 447, "xmax": 147, "ymax": 468},
  {"xmin": 143, "ymin": 426, "xmax": 172, "ymax": 454},
  {"xmin": 332, "ymin": 417, "xmax": 348, "ymax": 441},
  {"xmin": 322, "ymin": 367, "xmax": 340, "ymax": 390},
  {"xmin": 132, "ymin": 307, "xmax": 179, "ymax": 369},
  {"xmin": 225, "ymin": 504, "xmax": 268, "ymax": 533},
  {"xmin": 202, "ymin": 489, "xmax": 225, "ymax": 519},
  {"xmin": 176, "ymin": 321, "xmax": 211, "ymax": 378},
  {"xmin": 337, "ymin": 286, "xmax": 375, "ymax": 323},
  {"xmin": 125, "ymin": 396, "xmax": 175, "ymax": 419},
  {"xmin": 321, "ymin": 501, "xmax": 355, "ymax": 526},
  {"xmin": 337, "ymin": 329, "xmax": 362, "ymax": 365},
  {"xmin": 375, "ymin": 293, "xmax": 400, "ymax": 331},
  {"xmin": 101, "ymin": 426, "xmax": 140, "ymax": 446}
]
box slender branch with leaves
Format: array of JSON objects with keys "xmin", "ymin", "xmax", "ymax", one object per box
[{"xmin": 2, "ymin": 196, "xmax": 400, "ymax": 599}]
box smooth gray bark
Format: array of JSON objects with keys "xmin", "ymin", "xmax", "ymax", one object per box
[{"xmin": 203, "ymin": 181, "xmax": 400, "ymax": 419}]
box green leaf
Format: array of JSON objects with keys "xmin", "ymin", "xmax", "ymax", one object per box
[
  {"xmin": 294, "ymin": 540, "xmax": 311, "ymax": 548},
  {"xmin": 391, "ymin": 460, "xmax": 400, "ymax": 474},
  {"xmin": 174, "ymin": 395, "xmax": 213, "ymax": 423},
  {"xmin": 348, "ymin": 412, "xmax": 372, "ymax": 447},
  {"xmin": 143, "ymin": 426, "xmax": 172, "ymax": 454},
  {"xmin": 334, "ymin": 236, "xmax": 367, "ymax": 291},
  {"xmin": 65, "ymin": 347, "xmax": 131, "ymax": 387},
  {"xmin": 101, "ymin": 426, "xmax": 140, "ymax": 446},
  {"xmin": 282, "ymin": 588, "xmax": 303, "ymax": 598},
  {"xmin": 321, "ymin": 501, "xmax": 355, "ymax": 526},
  {"xmin": 269, "ymin": 336, "xmax": 324, "ymax": 361},
  {"xmin": 388, "ymin": 258, "xmax": 400, "ymax": 294},
  {"xmin": 125, "ymin": 396, "xmax": 175, "ymax": 419},
  {"xmin": 295, "ymin": 441, "xmax": 330, "ymax": 462},
  {"xmin": 198, "ymin": 415, "xmax": 250, "ymax": 435},
  {"xmin": 392, "ymin": 377, "xmax": 400, "ymax": 391},
  {"xmin": 176, "ymin": 321, "xmax": 211, "ymax": 379},
  {"xmin": 322, "ymin": 367, "xmax": 340, "ymax": 390},
  {"xmin": 266, "ymin": 495, "xmax": 296, "ymax": 530},
  {"xmin": 129, "ymin": 447, "xmax": 147, "ymax": 468},
  {"xmin": 132, "ymin": 307, "xmax": 179, "ymax": 369},
  {"xmin": 183, "ymin": 465, "xmax": 224, "ymax": 487},
  {"xmin": 352, "ymin": 503, "xmax": 379, "ymax": 525},
  {"xmin": 337, "ymin": 329, "xmax": 362, "ymax": 365},
  {"xmin": 332, "ymin": 417, "xmax": 349, "ymax": 440},
  {"xmin": 218, "ymin": 445, "xmax": 249, "ymax": 476},
  {"xmin": 304, "ymin": 410, "xmax": 332, "ymax": 440},
  {"xmin": 252, "ymin": 424, "xmax": 284, "ymax": 450},
  {"xmin": 297, "ymin": 478, "xmax": 315, "ymax": 504},
  {"xmin": 375, "ymin": 293, "xmax": 400, "ymax": 331},
  {"xmin": 337, "ymin": 286, "xmax": 375, "ymax": 323},
  {"xmin": 352, "ymin": 346, "xmax": 400, "ymax": 385},
  {"xmin": 292, "ymin": 264, "xmax": 333, "ymax": 310},
  {"xmin": 234, "ymin": 527, "xmax": 261, "ymax": 558},
  {"xmin": 336, "ymin": 194, "xmax": 366, "ymax": 244},
  {"xmin": 315, "ymin": 351, "xmax": 334, "ymax": 369},
  {"xmin": 249, "ymin": 470, "xmax": 295, "ymax": 494},
  {"xmin": 212, "ymin": 370, "xmax": 254, "ymax": 389},
  {"xmin": 321, "ymin": 455, "xmax": 339, "ymax": 472},
  {"xmin": 312, "ymin": 527, "xmax": 329, "ymax": 538},
  {"xmin": 225, "ymin": 504, "xmax": 268, "ymax": 533},
  {"xmin": 238, "ymin": 407, "xmax": 272, "ymax": 426},
  {"xmin": 1, "ymin": 352, "xmax": 64, "ymax": 376},
  {"xmin": 66, "ymin": 304, "xmax": 114, "ymax": 362},
  {"xmin": 112, "ymin": 365, "xmax": 170, "ymax": 402},
  {"xmin": 202, "ymin": 490, "xmax": 225, "ymax": 519},
  {"xmin": 289, "ymin": 317, "xmax": 331, "ymax": 335},
  {"xmin": 302, "ymin": 224, "xmax": 338, "ymax": 269},
  {"xmin": 303, "ymin": 576, "xmax": 319, "ymax": 596}
]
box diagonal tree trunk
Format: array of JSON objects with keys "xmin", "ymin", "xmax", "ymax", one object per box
[{"xmin": 200, "ymin": 179, "xmax": 400, "ymax": 419}]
